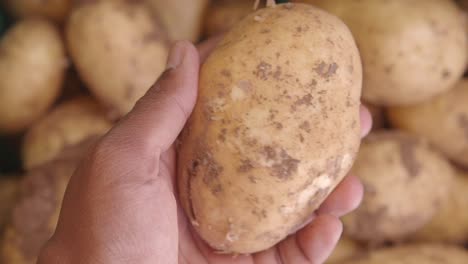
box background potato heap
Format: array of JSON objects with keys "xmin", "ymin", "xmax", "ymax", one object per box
[{"xmin": 0, "ymin": 0, "xmax": 467, "ymax": 263}]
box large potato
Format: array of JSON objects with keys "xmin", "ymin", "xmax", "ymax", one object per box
[
  {"xmin": 204, "ymin": 0, "xmax": 255, "ymax": 37},
  {"xmin": 178, "ymin": 3, "xmax": 362, "ymax": 254},
  {"xmin": 67, "ymin": 0, "xmax": 169, "ymax": 117},
  {"xmin": 1, "ymin": 138, "xmax": 96, "ymax": 264},
  {"xmin": 344, "ymin": 132, "xmax": 453, "ymax": 243},
  {"xmin": 297, "ymin": 0, "xmax": 467, "ymax": 106},
  {"xmin": 3, "ymin": 0, "xmax": 72, "ymax": 23},
  {"xmin": 147, "ymin": 0, "xmax": 209, "ymax": 42},
  {"xmin": 22, "ymin": 96, "xmax": 112, "ymax": 170},
  {"xmin": 413, "ymin": 170, "xmax": 468, "ymax": 243},
  {"xmin": 388, "ymin": 79, "xmax": 468, "ymax": 167},
  {"xmin": 341, "ymin": 244, "xmax": 468, "ymax": 264},
  {"xmin": 0, "ymin": 19, "xmax": 67, "ymax": 134}
]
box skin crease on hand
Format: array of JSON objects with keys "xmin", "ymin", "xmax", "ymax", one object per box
[{"xmin": 37, "ymin": 38, "xmax": 372, "ymax": 264}]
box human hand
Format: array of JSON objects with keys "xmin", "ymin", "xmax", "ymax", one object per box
[{"xmin": 38, "ymin": 39, "xmax": 372, "ymax": 264}]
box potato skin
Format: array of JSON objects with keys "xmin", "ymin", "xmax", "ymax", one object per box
[
  {"xmin": 388, "ymin": 79, "xmax": 468, "ymax": 167},
  {"xmin": 178, "ymin": 3, "xmax": 362, "ymax": 254},
  {"xmin": 341, "ymin": 244, "xmax": 468, "ymax": 264},
  {"xmin": 204, "ymin": 0, "xmax": 254, "ymax": 37},
  {"xmin": 413, "ymin": 170, "xmax": 468, "ymax": 243},
  {"xmin": 147, "ymin": 0, "xmax": 209, "ymax": 42},
  {"xmin": 4, "ymin": 0, "xmax": 72, "ymax": 23},
  {"xmin": 22, "ymin": 97, "xmax": 112, "ymax": 170},
  {"xmin": 298, "ymin": 0, "xmax": 467, "ymax": 106},
  {"xmin": 1, "ymin": 139, "xmax": 96, "ymax": 264},
  {"xmin": 67, "ymin": 0, "xmax": 169, "ymax": 117},
  {"xmin": 343, "ymin": 132, "xmax": 453, "ymax": 243},
  {"xmin": 0, "ymin": 19, "xmax": 67, "ymax": 134}
]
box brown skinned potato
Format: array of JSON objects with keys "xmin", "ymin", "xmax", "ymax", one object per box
[
  {"xmin": 179, "ymin": 3, "xmax": 362, "ymax": 254},
  {"xmin": 146, "ymin": 0, "xmax": 210, "ymax": 42},
  {"xmin": 3, "ymin": 0, "xmax": 72, "ymax": 23},
  {"xmin": 0, "ymin": 19, "xmax": 67, "ymax": 134},
  {"xmin": 1, "ymin": 138, "xmax": 97, "ymax": 264},
  {"xmin": 22, "ymin": 96, "xmax": 112, "ymax": 170},
  {"xmin": 388, "ymin": 79, "xmax": 468, "ymax": 167},
  {"xmin": 343, "ymin": 131, "xmax": 454, "ymax": 243},
  {"xmin": 341, "ymin": 244, "xmax": 468, "ymax": 264},
  {"xmin": 67, "ymin": 0, "xmax": 169, "ymax": 117},
  {"xmin": 296, "ymin": 0, "xmax": 467, "ymax": 106}
]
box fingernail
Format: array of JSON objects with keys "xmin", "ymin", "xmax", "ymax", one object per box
[{"xmin": 166, "ymin": 41, "xmax": 186, "ymax": 70}]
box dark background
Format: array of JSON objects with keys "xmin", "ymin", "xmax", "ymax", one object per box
[{"xmin": 0, "ymin": 8, "xmax": 19, "ymax": 175}]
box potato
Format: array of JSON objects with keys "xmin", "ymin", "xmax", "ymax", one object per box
[
  {"xmin": 343, "ymin": 131, "xmax": 454, "ymax": 243},
  {"xmin": 327, "ymin": 237, "xmax": 363, "ymax": 264},
  {"xmin": 1, "ymin": 138, "xmax": 97, "ymax": 264},
  {"xmin": 388, "ymin": 79, "xmax": 468, "ymax": 167},
  {"xmin": 22, "ymin": 96, "xmax": 112, "ymax": 170},
  {"xmin": 204, "ymin": 0, "xmax": 254, "ymax": 37},
  {"xmin": 67, "ymin": 0, "xmax": 169, "ymax": 117},
  {"xmin": 341, "ymin": 244, "xmax": 468, "ymax": 264},
  {"xmin": 0, "ymin": 19, "xmax": 67, "ymax": 134},
  {"xmin": 3, "ymin": 0, "xmax": 72, "ymax": 23},
  {"xmin": 296, "ymin": 0, "xmax": 467, "ymax": 106},
  {"xmin": 178, "ymin": 3, "xmax": 362, "ymax": 254},
  {"xmin": 0, "ymin": 176, "xmax": 19, "ymax": 232},
  {"xmin": 147, "ymin": 0, "xmax": 209, "ymax": 42},
  {"xmin": 413, "ymin": 170, "xmax": 468, "ymax": 243}
]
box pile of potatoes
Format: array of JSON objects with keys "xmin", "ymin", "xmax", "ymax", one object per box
[
  {"xmin": 292, "ymin": 0, "xmax": 467, "ymax": 262},
  {"xmin": 0, "ymin": 0, "xmax": 468, "ymax": 263},
  {"xmin": 0, "ymin": 0, "xmax": 210, "ymax": 263}
]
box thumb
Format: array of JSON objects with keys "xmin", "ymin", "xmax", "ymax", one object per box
[{"xmin": 106, "ymin": 41, "xmax": 200, "ymax": 154}]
